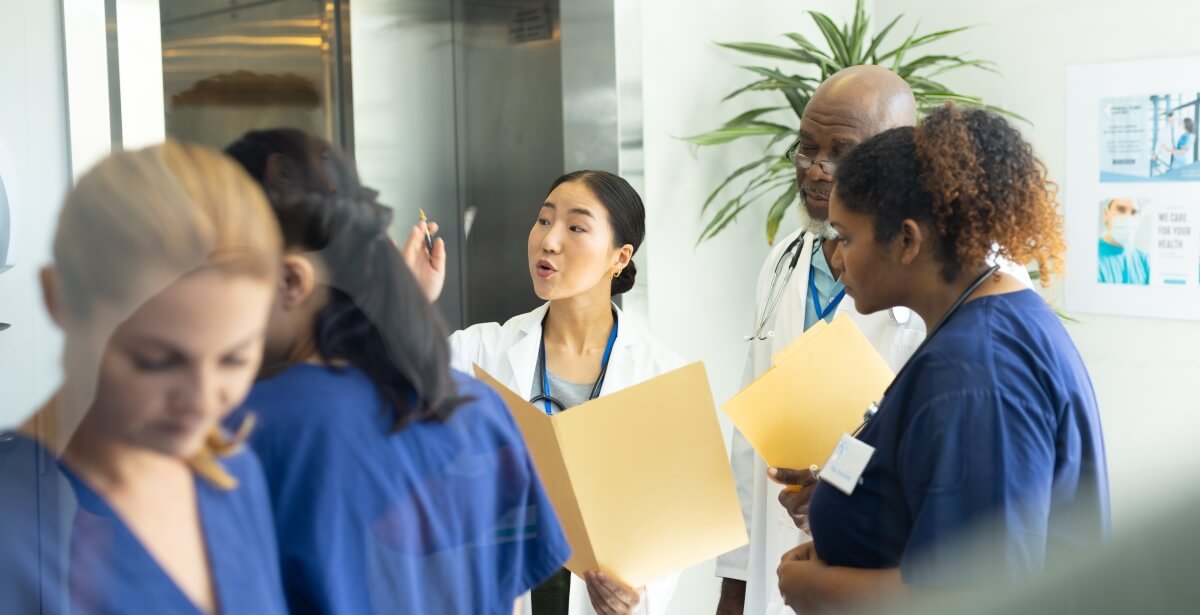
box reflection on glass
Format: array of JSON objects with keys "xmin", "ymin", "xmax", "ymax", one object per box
[{"xmin": 159, "ymin": 0, "xmax": 343, "ymax": 150}]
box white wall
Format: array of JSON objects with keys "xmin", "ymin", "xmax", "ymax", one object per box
[
  {"xmin": 640, "ymin": 1, "xmax": 868, "ymax": 612},
  {"xmin": 872, "ymin": 0, "xmax": 1200, "ymax": 530},
  {"xmin": 0, "ymin": 1, "xmax": 70, "ymax": 428}
]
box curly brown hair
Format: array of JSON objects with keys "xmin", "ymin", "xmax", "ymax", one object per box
[{"xmin": 835, "ymin": 103, "xmax": 1064, "ymax": 286}]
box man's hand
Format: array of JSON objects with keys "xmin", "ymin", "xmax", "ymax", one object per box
[
  {"xmin": 769, "ymin": 466, "xmax": 819, "ymax": 532},
  {"xmin": 399, "ymin": 220, "xmax": 446, "ymax": 302},
  {"xmin": 584, "ymin": 571, "xmax": 643, "ymax": 615},
  {"xmin": 777, "ymin": 542, "xmax": 825, "ymax": 612}
]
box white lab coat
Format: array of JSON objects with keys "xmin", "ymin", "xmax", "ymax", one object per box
[
  {"xmin": 449, "ymin": 302, "xmax": 685, "ymax": 615},
  {"xmin": 713, "ymin": 228, "xmax": 1032, "ymax": 614}
]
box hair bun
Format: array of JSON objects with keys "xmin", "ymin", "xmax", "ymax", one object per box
[{"xmin": 611, "ymin": 260, "xmax": 637, "ymax": 295}]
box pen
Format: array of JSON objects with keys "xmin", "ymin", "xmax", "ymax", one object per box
[{"xmin": 418, "ymin": 209, "xmax": 434, "ymax": 254}]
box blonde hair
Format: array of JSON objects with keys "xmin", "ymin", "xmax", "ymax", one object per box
[{"xmin": 53, "ymin": 140, "xmax": 282, "ymax": 489}]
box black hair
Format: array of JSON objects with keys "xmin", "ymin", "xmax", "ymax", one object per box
[
  {"xmin": 834, "ymin": 104, "xmax": 1064, "ymax": 285},
  {"xmin": 226, "ymin": 128, "xmax": 464, "ymax": 431},
  {"xmin": 1185, "ymin": 117, "xmax": 1195, "ymax": 134},
  {"xmin": 547, "ymin": 170, "xmax": 645, "ymax": 295},
  {"xmin": 833, "ymin": 126, "xmax": 942, "ymax": 258}
]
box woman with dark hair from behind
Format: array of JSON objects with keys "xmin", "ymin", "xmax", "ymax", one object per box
[
  {"xmin": 404, "ymin": 170, "xmax": 686, "ymax": 615},
  {"xmin": 223, "ymin": 128, "xmax": 570, "ymax": 615},
  {"xmin": 776, "ymin": 104, "xmax": 1109, "ymax": 611}
]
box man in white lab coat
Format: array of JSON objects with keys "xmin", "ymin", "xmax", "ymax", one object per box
[{"xmin": 713, "ymin": 66, "xmax": 1031, "ymax": 615}]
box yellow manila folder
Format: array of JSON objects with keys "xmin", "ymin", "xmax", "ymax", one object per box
[
  {"xmin": 724, "ymin": 314, "xmax": 894, "ymax": 470},
  {"xmin": 474, "ymin": 362, "xmax": 748, "ymax": 588}
]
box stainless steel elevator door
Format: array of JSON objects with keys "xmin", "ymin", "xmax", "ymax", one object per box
[{"xmin": 458, "ymin": 0, "xmax": 563, "ymax": 327}]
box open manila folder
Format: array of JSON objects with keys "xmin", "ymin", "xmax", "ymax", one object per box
[
  {"xmin": 723, "ymin": 313, "xmax": 895, "ymax": 470},
  {"xmin": 474, "ymin": 362, "xmax": 748, "ymax": 589}
]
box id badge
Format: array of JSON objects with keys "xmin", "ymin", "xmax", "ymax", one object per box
[{"xmin": 820, "ymin": 433, "xmax": 875, "ymax": 495}]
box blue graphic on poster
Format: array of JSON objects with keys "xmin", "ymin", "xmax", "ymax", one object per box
[{"xmin": 1099, "ymin": 93, "xmax": 1200, "ymax": 182}]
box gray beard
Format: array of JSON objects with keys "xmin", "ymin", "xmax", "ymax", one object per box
[{"xmin": 797, "ymin": 197, "xmax": 838, "ymax": 240}]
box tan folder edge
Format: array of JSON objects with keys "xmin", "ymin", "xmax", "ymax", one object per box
[
  {"xmin": 724, "ymin": 314, "xmax": 894, "ymax": 471},
  {"xmin": 771, "ymin": 319, "xmax": 827, "ymax": 367},
  {"xmin": 475, "ymin": 362, "xmax": 747, "ymax": 589},
  {"xmin": 472, "ymin": 366, "xmax": 599, "ymax": 575}
]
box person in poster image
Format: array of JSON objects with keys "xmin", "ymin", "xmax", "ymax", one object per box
[
  {"xmin": 1169, "ymin": 117, "xmax": 1196, "ymax": 169},
  {"xmin": 1098, "ymin": 198, "xmax": 1150, "ymax": 285},
  {"xmin": 1158, "ymin": 112, "xmax": 1178, "ymax": 159}
]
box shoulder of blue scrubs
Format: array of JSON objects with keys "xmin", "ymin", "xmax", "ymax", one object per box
[
  {"xmin": 235, "ymin": 363, "xmax": 569, "ymax": 613},
  {"xmin": 0, "ymin": 432, "xmax": 71, "ymax": 613}
]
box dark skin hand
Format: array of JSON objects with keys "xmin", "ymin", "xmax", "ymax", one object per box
[
  {"xmin": 777, "ymin": 542, "xmax": 825, "ymax": 613},
  {"xmin": 770, "ymin": 466, "xmax": 820, "ymax": 532}
]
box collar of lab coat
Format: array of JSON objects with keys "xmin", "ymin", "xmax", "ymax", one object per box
[{"xmin": 504, "ymin": 301, "xmax": 642, "ymax": 401}]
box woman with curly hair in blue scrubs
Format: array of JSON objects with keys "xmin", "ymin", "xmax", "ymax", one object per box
[{"xmin": 778, "ymin": 104, "xmax": 1109, "ymax": 612}]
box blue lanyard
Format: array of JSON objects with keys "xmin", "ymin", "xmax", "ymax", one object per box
[
  {"xmin": 808, "ymin": 266, "xmax": 846, "ymax": 321},
  {"xmin": 534, "ymin": 310, "xmax": 619, "ymax": 415}
]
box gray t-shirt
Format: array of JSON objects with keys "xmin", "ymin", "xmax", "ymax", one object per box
[{"xmin": 530, "ymin": 369, "xmax": 594, "ymax": 414}]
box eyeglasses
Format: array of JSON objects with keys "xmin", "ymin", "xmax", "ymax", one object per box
[{"xmin": 785, "ymin": 138, "xmax": 837, "ymax": 176}]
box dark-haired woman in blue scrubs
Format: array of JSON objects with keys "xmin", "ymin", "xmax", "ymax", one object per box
[{"xmin": 225, "ymin": 129, "xmax": 569, "ymax": 615}]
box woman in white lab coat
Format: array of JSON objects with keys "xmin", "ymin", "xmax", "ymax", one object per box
[{"xmin": 406, "ymin": 170, "xmax": 682, "ymax": 615}]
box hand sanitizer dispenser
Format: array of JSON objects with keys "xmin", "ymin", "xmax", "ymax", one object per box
[
  {"xmin": 0, "ymin": 144, "xmax": 16, "ymax": 275},
  {"xmin": 0, "ymin": 144, "xmax": 17, "ymax": 332}
]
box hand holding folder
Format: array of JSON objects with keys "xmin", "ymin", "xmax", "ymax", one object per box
[
  {"xmin": 724, "ymin": 314, "xmax": 895, "ymax": 472},
  {"xmin": 474, "ymin": 362, "xmax": 747, "ymax": 589}
]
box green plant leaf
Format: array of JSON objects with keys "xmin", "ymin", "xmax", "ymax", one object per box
[
  {"xmin": 781, "ymin": 32, "xmax": 834, "ymax": 62},
  {"xmin": 808, "ymin": 10, "xmax": 851, "ymax": 67},
  {"xmin": 881, "ymin": 23, "xmax": 919, "ymax": 70},
  {"xmin": 877, "ymin": 25, "xmax": 973, "ymax": 64},
  {"xmin": 765, "ymin": 181, "xmax": 800, "ymax": 244},
  {"xmin": 721, "ymin": 74, "xmax": 814, "ymax": 102},
  {"xmin": 721, "ymin": 78, "xmax": 772, "ymax": 102},
  {"xmin": 723, "ymin": 106, "xmax": 787, "ymax": 127},
  {"xmin": 865, "ymin": 14, "xmax": 904, "ymax": 63},
  {"xmin": 846, "ymin": 0, "xmax": 870, "ymax": 65},
  {"xmin": 926, "ymin": 58, "xmax": 1000, "ymax": 78},
  {"xmin": 780, "ymin": 33, "xmax": 842, "ymax": 76},
  {"xmin": 782, "ymin": 87, "xmax": 808, "ymax": 120},
  {"xmin": 683, "ymin": 123, "xmax": 791, "ymax": 146},
  {"xmin": 767, "ymin": 127, "xmax": 796, "ymax": 152},
  {"xmin": 700, "ymin": 176, "xmax": 794, "ymax": 243},
  {"xmin": 897, "ymin": 54, "xmax": 963, "ymax": 75},
  {"xmin": 700, "ymin": 155, "xmax": 775, "ymax": 213},
  {"xmin": 698, "ymin": 197, "xmax": 755, "ymax": 244},
  {"xmin": 718, "ymin": 42, "xmax": 811, "ymax": 63},
  {"xmin": 898, "ymin": 54, "xmax": 997, "ymax": 79},
  {"xmin": 739, "ymin": 66, "xmax": 817, "ymax": 91}
]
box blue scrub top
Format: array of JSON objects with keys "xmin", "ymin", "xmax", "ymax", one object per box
[
  {"xmin": 230, "ymin": 365, "xmax": 570, "ymax": 615},
  {"xmin": 807, "ymin": 290, "xmax": 1110, "ymax": 587},
  {"xmin": 1098, "ymin": 239, "xmax": 1149, "ymax": 285},
  {"xmin": 0, "ymin": 432, "xmax": 288, "ymax": 614}
]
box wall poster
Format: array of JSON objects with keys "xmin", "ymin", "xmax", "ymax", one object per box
[{"xmin": 1066, "ymin": 57, "xmax": 1200, "ymax": 319}]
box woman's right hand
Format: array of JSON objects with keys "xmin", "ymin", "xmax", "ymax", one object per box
[
  {"xmin": 584, "ymin": 571, "xmax": 642, "ymax": 615},
  {"xmin": 399, "ymin": 220, "xmax": 446, "ymax": 302}
]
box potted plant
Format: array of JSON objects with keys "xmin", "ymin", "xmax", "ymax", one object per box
[{"xmin": 687, "ymin": 0, "xmax": 1017, "ymax": 245}]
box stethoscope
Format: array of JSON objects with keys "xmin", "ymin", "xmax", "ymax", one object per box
[
  {"xmin": 852, "ymin": 264, "xmax": 1001, "ymax": 436},
  {"xmin": 746, "ymin": 232, "xmax": 912, "ymax": 342},
  {"xmin": 530, "ymin": 309, "xmax": 619, "ymax": 415}
]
